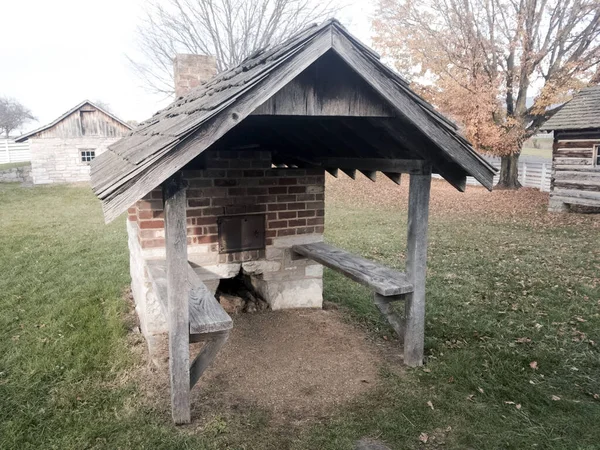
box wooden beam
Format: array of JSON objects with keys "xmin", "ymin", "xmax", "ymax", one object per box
[
  {"xmin": 404, "ymin": 172, "xmax": 432, "ymax": 367},
  {"xmin": 326, "ymin": 168, "xmax": 339, "ymax": 178},
  {"xmin": 360, "ymin": 169, "xmax": 377, "ymax": 181},
  {"xmin": 341, "ymin": 168, "xmax": 357, "ymax": 179},
  {"xmin": 163, "ymin": 172, "xmax": 191, "ymax": 424},
  {"xmin": 316, "ymin": 157, "xmax": 429, "ymax": 174},
  {"xmin": 189, "ymin": 331, "xmax": 230, "ymax": 389},
  {"xmin": 383, "ymin": 172, "xmax": 401, "ymax": 185}
]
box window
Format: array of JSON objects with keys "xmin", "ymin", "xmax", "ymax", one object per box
[
  {"xmin": 595, "ymin": 145, "xmax": 600, "ymax": 167},
  {"xmin": 80, "ymin": 150, "xmax": 96, "ymax": 163}
]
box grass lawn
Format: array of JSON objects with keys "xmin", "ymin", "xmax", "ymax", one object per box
[
  {"xmin": 0, "ymin": 161, "xmax": 31, "ymax": 170},
  {"xmin": 1, "ymin": 180, "xmax": 599, "ymax": 449}
]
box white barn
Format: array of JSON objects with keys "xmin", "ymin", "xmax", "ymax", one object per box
[{"xmin": 16, "ymin": 100, "xmax": 132, "ymax": 184}]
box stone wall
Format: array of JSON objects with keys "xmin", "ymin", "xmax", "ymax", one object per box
[
  {"xmin": 0, "ymin": 164, "xmax": 32, "ymax": 184},
  {"xmin": 30, "ymin": 137, "xmax": 119, "ymax": 184}
]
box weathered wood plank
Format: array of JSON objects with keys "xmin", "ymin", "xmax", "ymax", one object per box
[
  {"xmin": 359, "ymin": 169, "xmax": 377, "ymax": 181},
  {"xmin": 341, "ymin": 168, "xmax": 357, "ymax": 179},
  {"xmin": 163, "ymin": 172, "xmax": 191, "ymax": 424},
  {"xmin": 292, "ymin": 242, "xmax": 414, "ymax": 296},
  {"xmin": 147, "ymin": 261, "xmax": 233, "ymax": 334},
  {"xmin": 552, "ymin": 188, "xmax": 600, "ymax": 201},
  {"xmin": 404, "ymin": 173, "xmax": 432, "ymax": 367},
  {"xmin": 383, "ymin": 172, "xmax": 402, "ymax": 185},
  {"xmin": 325, "ymin": 167, "xmax": 339, "ymax": 178},
  {"xmin": 554, "ymin": 157, "xmax": 592, "ymax": 165},
  {"xmin": 554, "ymin": 180, "xmax": 600, "ymax": 192},
  {"xmin": 549, "ymin": 195, "xmax": 600, "ymax": 207},
  {"xmin": 252, "ymin": 52, "xmax": 394, "ymax": 117}
]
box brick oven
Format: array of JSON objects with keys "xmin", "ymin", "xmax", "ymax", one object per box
[
  {"xmin": 127, "ymin": 150, "xmax": 326, "ymax": 344},
  {"xmin": 90, "ymin": 20, "xmax": 497, "ymax": 423}
]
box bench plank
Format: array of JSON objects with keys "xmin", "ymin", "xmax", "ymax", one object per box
[
  {"xmin": 147, "ymin": 260, "xmax": 233, "ymax": 334},
  {"xmin": 292, "ymin": 242, "xmax": 413, "ymax": 296}
]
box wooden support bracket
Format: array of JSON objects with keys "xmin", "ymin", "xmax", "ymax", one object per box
[
  {"xmin": 373, "ymin": 293, "xmax": 405, "ymax": 343},
  {"xmin": 189, "ymin": 330, "xmax": 230, "ymax": 389}
]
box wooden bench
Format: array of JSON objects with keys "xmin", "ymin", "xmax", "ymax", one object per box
[
  {"xmin": 146, "ymin": 260, "xmax": 232, "ymax": 389},
  {"xmin": 292, "ymin": 242, "xmax": 412, "ymax": 340},
  {"xmin": 292, "ymin": 242, "xmax": 414, "ymax": 296}
]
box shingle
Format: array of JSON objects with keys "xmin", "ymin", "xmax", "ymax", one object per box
[{"xmin": 541, "ymin": 87, "xmax": 600, "ymax": 130}]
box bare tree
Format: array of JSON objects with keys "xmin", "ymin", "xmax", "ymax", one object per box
[
  {"xmin": 129, "ymin": 0, "xmax": 340, "ymax": 95},
  {"xmin": 0, "ymin": 97, "xmax": 36, "ymax": 138},
  {"xmin": 373, "ymin": 0, "xmax": 600, "ymax": 189}
]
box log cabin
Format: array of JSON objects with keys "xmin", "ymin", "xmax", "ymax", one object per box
[{"xmin": 541, "ymin": 87, "xmax": 600, "ymax": 212}]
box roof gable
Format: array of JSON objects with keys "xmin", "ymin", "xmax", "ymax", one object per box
[
  {"xmin": 91, "ymin": 20, "xmax": 496, "ymax": 223},
  {"xmin": 16, "ymin": 100, "xmax": 132, "ymax": 142}
]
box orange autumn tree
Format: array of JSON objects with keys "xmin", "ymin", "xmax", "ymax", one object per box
[{"xmin": 373, "ymin": 0, "xmax": 600, "ymax": 189}]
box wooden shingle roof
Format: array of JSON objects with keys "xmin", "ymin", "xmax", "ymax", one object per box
[
  {"xmin": 91, "ymin": 19, "xmax": 496, "ymax": 223},
  {"xmin": 541, "ymin": 86, "xmax": 600, "ymax": 131}
]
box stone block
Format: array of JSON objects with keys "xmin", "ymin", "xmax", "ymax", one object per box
[{"xmin": 251, "ymin": 277, "xmax": 323, "ymax": 310}]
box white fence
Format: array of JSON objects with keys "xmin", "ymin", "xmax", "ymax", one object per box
[
  {"xmin": 434, "ymin": 159, "xmax": 552, "ymax": 192},
  {"xmin": 0, "ymin": 139, "xmax": 31, "ymax": 165}
]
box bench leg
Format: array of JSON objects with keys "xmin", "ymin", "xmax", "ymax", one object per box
[
  {"xmin": 404, "ymin": 173, "xmax": 431, "ymax": 367},
  {"xmin": 189, "ymin": 331, "xmax": 230, "ymax": 389}
]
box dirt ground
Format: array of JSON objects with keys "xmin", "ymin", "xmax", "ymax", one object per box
[
  {"xmin": 129, "ymin": 306, "xmax": 402, "ymax": 426},
  {"xmin": 192, "ymin": 309, "xmax": 401, "ymax": 423}
]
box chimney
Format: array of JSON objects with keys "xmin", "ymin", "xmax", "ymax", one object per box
[{"xmin": 173, "ymin": 54, "xmax": 218, "ymax": 98}]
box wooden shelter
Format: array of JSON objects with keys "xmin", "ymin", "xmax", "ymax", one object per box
[
  {"xmin": 541, "ymin": 87, "xmax": 600, "ymax": 212},
  {"xmin": 90, "ymin": 20, "xmax": 496, "ymax": 423}
]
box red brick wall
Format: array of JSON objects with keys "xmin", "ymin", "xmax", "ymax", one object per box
[{"xmin": 129, "ymin": 150, "xmax": 325, "ymax": 260}]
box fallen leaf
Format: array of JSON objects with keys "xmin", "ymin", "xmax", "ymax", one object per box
[
  {"xmin": 423, "ymin": 368, "xmax": 431, "ymax": 373},
  {"xmin": 551, "ymin": 395, "xmax": 561, "ymax": 401},
  {"xmin": 419, "ymin": 433, "xmax": 429, "ymax": 443},
  {"xmin": 504, "ymin": 401, "xmax": 515, "ymax": 405},
  {"xmin": 530, "ymin": 361, "xmax": 538, "ymax": 370},
  {"xmin": 516, "ymin": 404, "xmax": 522, "ymax": 410},
  {"xmin": 427, "ymin": 400, "xmax": 434, "ymax": 410},
  {"xmin": 477, "ymin": 387, "xmax": 484, "ymax": 394},
  {"xmin": 466, "ymin": 394, "xmax": 474, "ymax": 401},
  {"xmin": 515, "ymin": 337, "xmax": 532, "ymax": 344},
  {"xmin": 575, "ymin": 317, "xmax": 587, "ymax": 323}
]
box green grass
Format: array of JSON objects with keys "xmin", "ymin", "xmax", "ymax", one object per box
[
  {"xmin": 1, "ymin": 183, "xmax": 599, "ymax": 449},
  {"xmin": 0, "ymin": 161, "xmax": 30, "ymax": 170}
]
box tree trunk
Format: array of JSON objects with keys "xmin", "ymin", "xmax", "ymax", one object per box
[{"xmin": 496, "ymin": 152, "xmax": 522, "ymax": 190}]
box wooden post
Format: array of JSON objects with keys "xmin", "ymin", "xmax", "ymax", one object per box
[
  {"xmin": 163, "ymin": 172, "xmax": 191, "ymax": 424},
  {"xmin": 404, "ymin": 171, "xmax": 432, "ymax": 367}
]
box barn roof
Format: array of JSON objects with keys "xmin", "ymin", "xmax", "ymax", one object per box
[
  {"xmin": 16, "ymin": 100, "xmax": 132, "ymax": 142},
  {"xmin": 91, "ymin": 19, "xmax": 496, "ymax": 223},
  {"xmin": 541, "ymin": 86, "xmax": 600, "ymax": 131}
]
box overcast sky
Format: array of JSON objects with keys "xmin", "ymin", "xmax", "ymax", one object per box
[{"xmin": 1, "ymin": 0, "xmax": 375, "ymax": 134}]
